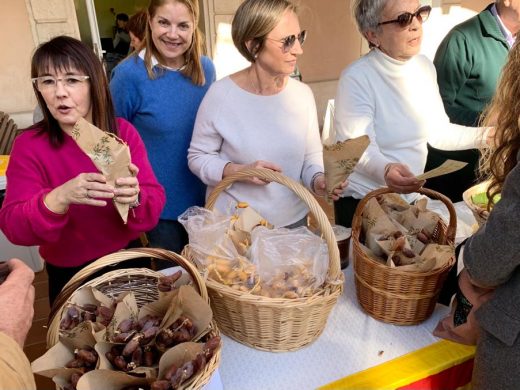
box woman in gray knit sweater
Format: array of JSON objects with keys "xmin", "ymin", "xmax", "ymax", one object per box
[{"xmin": 463, "ymin": 42, "xmax": 520, "ymax": 390}]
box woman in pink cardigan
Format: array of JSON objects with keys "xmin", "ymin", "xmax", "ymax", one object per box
[{"xmin": 0, "ymin": 36, "xmax": 165, "ymax": 305}]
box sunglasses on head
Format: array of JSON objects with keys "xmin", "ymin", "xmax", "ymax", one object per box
[
  {"xmin": 378, "ymin": 5, "xmax": 432, "ymax": 28},
  {"xmin": 266, "ymin": 30, "xmax": 307, "ymax": 52}
]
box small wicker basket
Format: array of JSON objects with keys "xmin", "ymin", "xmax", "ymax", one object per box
[
  {"xmin": 46, "ymin": 248, "xmax": 220, "ymax": 390},
  {"xmin": 184, "ymin": 168, "xmax": 344, "ymax": 352},
  {"xmin": 352, "ymin": 188, "xmax": 456, "ymax": 325},
  {"xmin": 462, "ymin": 181, "xmax": 491, "ymax": 227}
]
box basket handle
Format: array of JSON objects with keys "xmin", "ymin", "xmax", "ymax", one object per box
[
  {"xmin": 351, "ymin": 187, "xmax": 457, "ymax": 245},
  {"xmin": 205, "ymin": 167, "xmax": 341, "ymax": 281},
  {"xmin": 49, "ymin": 248, "xmax": 208, "ymax": 325}
]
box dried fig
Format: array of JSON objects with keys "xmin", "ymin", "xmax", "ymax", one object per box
[
  {"xmin": 402, "ymin": 248, "xmax": 416, "ymax": 258},
  {"xmin": 70, "ymin": 372, "xmax": 83, "ymax": 387},
  {"xmin": 131, "ymin": 346, "xmax": 143, "ymax": 367},
  {"xmin": 151, "ymin": 380, "xmax": 171, "ymax": 390},
  {"xmin": 143, "ymin": 347, "xmax": 156, "ymax": 367},
  {"xmin": 392, "ymin": 255, "xmax": 402, "ymax": 266},
  {"xmin": 122, "ymin": 338, "xmax": 140, "ymax": 357},
  {"xmin": 417, "ymin": 231, "xmax": 429, "ymax": 244},
  {"xmin": 65, "ymin": 358, "xmax": 85, "ymax": 369},
  {"xmin": 118, "ymin": 318, "xmax": 135, "ymax": 333},
  {"xmin": 77, "ymin": 347, "xmax": 98, "ymax": 365},
  {"xmin": 113, "ymin": 355, "xmax": 129, "ymax": 371},
  {"xmin": 164, "ymin": 364, "xmax": 179, "ymax": 381}
]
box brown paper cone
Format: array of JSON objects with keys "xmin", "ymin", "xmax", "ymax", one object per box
[
  {"xmin": 323, "ymin": 135, "xmax": 370, "ymax": 201},
  {"xmin": 32, "ymin": 327, "xmax": 98, "ymax": 380},
  {"xmin": 76, "ymin": 369, "xmax": 152, "ymax": 390},
  {"xmin": 71, "ymin": 117, "xmax": 132, "ymax": 223},
  {"xmin": 420, "ymin": 243, "xmax": 454, "ymax": 271},
  {"xmin": 157, "ymin": 341, "xmax": 204, "ymax": 378},
  {"xmin": 161, "ymin": 285, "xmax": 213, "ymax": 341},
  {"xmin": 105, "ymin": 292, "xmax": 139, "ymax": 342}
]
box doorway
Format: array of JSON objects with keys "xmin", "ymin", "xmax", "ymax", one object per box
[{"xmin": 73, "ymin": 0, "xmax": 209, "ymax": 63}]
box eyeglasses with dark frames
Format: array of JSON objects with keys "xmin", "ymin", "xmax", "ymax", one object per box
[
  {"xmin": 378, "ymin": 5, "xmax": 432, "ymax": 28},
  {"xmin": 266, "ymin": 30, "xmax": 307, "ymax": 53}
]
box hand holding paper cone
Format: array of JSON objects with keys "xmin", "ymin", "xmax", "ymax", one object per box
[
  {"xmin": 313, "ymin": 173, "xmax": 347, "ymax": 201},
  {"xmin": 71, "ymin": 118, "xmax": 134, "ymax": 223},
  {"xmin": 114, "ymin": 163, "xmax": 140, "ymax": 208},
  {"xmin": 384, "ymin": 163, "xmax": 425, "ymax": 194}
]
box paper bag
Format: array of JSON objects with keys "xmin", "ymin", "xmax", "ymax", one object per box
[
  {"xmin": 323, "ymin": 135, "xmax": 370, "ymax": 201},
  {"xmin": 433, "ymin": 268, "xmax": 494, "ymax": 345},
  {"xmin": 71, "ymin": 117, "xmax": 132, "ymax": 223}
]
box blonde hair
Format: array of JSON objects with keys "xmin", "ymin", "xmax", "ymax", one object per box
[
  {"xmin": 479, "ymin": 42, "xmax": 520, "ymax": 209},
  {"xmin": 143, "ymin": 0, "xmax": 206, "ymax": 85},
  {"xmin": 232, "ymin": 0, "xmax": 298, "ymax": 63}
]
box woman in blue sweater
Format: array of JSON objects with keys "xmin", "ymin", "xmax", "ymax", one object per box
[{"xmin": 110, "ymin": 0, "xmax": 216, "ymax": 255}]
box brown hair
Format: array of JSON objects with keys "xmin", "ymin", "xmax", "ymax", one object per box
[
  {"xmin": 143, "ymin": 0, "xmax": 206, "ymax": 85},
  {"xmin": 479, "ymin": 42, "xmax": 520, "ymax": 209},
  {"xmin": 31, "ymin": 35, "xmax": 117, "ymax": 145},
  {"xmin": 128, "ymin": 9, "xmax": 148, "ymax": 44},
  {"xmin": 232, "ymin": 0, "xmax": 298, "ymax": 63}
]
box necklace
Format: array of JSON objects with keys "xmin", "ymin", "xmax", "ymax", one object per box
[
  {"xmin": 164, "ymin": 62, "xmax": 187, "ymax": 72},
  {"xmin": 249, "ymin": 67, "xmax": 261, "ymax": 95},
  {"xmin": 248, "ymin": 67, "xmax": 285, "ymax": 95}
]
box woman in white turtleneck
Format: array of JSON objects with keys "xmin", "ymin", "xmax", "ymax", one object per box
[{"xmin": 333, "ymin": 0, "xmax": 488, "ymax": 228}]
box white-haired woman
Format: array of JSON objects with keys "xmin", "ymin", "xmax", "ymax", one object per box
[{"xmin": 333, "ymin": 0, "xmax": 489, "ymax": 228}]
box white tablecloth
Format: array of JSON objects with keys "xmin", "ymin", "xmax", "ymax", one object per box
[
  {"xmin": 217, "ymin": 266, "xmax": 450, "ymax": 390},
  {"xmin": 169, "ymin": 200, "xmax": 475, "ymax": 390}
]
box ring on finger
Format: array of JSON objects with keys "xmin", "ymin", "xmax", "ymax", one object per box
[{"xmin": 85, "ymin": 189, "xmax": 90, "ymax": 199}]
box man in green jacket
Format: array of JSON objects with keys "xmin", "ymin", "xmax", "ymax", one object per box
[{"xmin": 425, "ymin": 1, "xmax": 519, "ymax": 201}]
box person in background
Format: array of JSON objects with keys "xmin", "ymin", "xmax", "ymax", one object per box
[
  {"xmin": 0, "ymin": 36, "xmax": 165, "ymax": 305},
  {"xmin": 188, "ymin": 0, "xmax": 344, "ymax": 228},
  {"xmin": 110, "ymin": 0, "xmax": 216, "ymax": 255},
  {"xmin": 463, "ymin": 41, "xmax": 520, "ymax": 390},
  {"xmin": 113, "ymin": 13, "xmax": 131, "ymax": 56},
  {"xmin": 425, "ymin": 0, "xmax": 520, "ymax": 201},
  {"xmin": 332, "ymin": 0, "xmax": 489, "ymax": 228},
  {"xmin": 0, "ymin": 259, "xmax": 36, "ymax": 390},
  {"xmin": 105, "ymin": 13, "xmax": 131, "ymax": 77},
  {"xmin": 127, "ymin": 10, "xmax": 148, "ymax": 51}
]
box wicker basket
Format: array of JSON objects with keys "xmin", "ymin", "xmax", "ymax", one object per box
[
  {"xmin": 184, "ymin": 168, "xmax": 344, "ymax": 352},
  {"xmin": 462, "ymin": 181, "xmax": 491, "ymax": 227},
  {"xmin": 47, "ymin": 248, "xmax": 220, "ymax": 390},
  {"xmin": 352, "ymin": 188, "xmax": 457, "ymax": 325}
]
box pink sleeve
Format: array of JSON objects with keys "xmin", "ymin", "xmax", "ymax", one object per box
[
  {"xmin": 117, "ymin": 119, "xmax": 165, "ymax": 232},
  {"xmin": 0, "ymin": 136, "xmax": 68, "ymax": 245}
]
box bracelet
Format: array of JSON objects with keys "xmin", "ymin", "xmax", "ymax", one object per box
[
  {"xmin": 310, "ymin": 172, "xmax": 324, "ymax": 194},
  {"xmin": 384, "ymin": 163, "xmax": 394, "ymax": 179}
]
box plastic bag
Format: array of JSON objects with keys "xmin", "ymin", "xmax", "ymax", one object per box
[
  {"xmin": 249, "ymin": 226, "xmax": 329, "ymax": 296},
  {"xmin": 178, "ymin": 206, "xmax": 239, "ymax": 267}
]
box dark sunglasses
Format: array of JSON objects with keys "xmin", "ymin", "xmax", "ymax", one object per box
[
  {"xmin": 266, "ymin": 30, "xmax": 307, "ymax": 52},
  {"xmin": 378, "ymin": 5, "xmax": 432, "ymax": 28}
]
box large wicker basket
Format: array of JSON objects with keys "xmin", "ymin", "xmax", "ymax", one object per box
[
  {"xmin": 462, "ymin": 181, "xmax": 491, "ymax": 227},
  {"xmin": 184, "ymin": 168, "xmax": 344, "ymax": 352},
  {"xmin": 47, "ymin": 248, "xmax": 220, "ymax": 390},
  {"xmin": 352, "ymin": 188, "xmax": 457, "ymax": 325}
]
